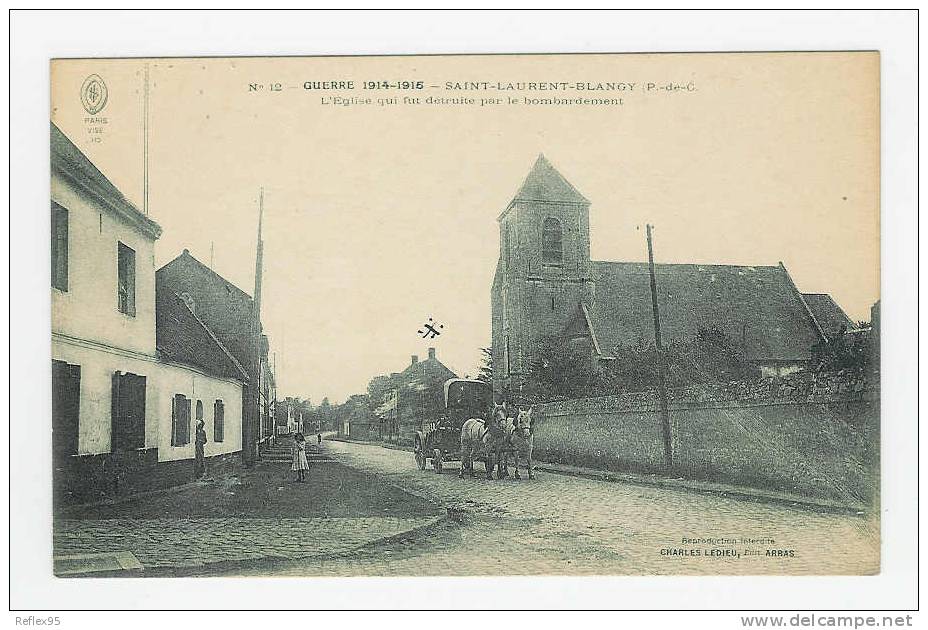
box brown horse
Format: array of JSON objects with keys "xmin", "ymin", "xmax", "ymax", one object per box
[{"xmin": 459, "ymin": 402, "xmax": 507, "ymax": 479}]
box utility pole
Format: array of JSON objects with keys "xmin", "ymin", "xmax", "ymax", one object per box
[
  {"xmin": 245, "ymin": 188, "xmax": 265, "ymax": 466},
  {"xmin": 646, "ymin": 224, "xmax": 674, "ymax": 471},
  {"xmin": 272, "ymin": 350, "xmax": 277, "ymax": 439},
  {"xmin": 142, "ymin": 63, "xmax": 150, "ymax": 216}
]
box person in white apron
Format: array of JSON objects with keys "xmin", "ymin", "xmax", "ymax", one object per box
[{"xmin": 291, "ymin": 432, "xmax": 309, "ymax": 482}]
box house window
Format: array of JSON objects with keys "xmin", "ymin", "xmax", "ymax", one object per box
[
  {"xmin": 214, "ymin": 400, "xmax": 225, "ymax": 442},
  {"xmin": 111, "ymin": 372, "xmax": 146, "ymax": 451},
  {"xmin": 171, "ymin": 394, "xmax": 191, "ymax": 446},
  {"xmin": 542, "ymin": 217, "xmax": 563, "ymax": 264},
  {"xmin": 117, "ymin": 242, "xmax": 136, "ymax": 316},
  {"xmin": 51, "ymin": 203, "xmax": 69, "ymax": 291}
]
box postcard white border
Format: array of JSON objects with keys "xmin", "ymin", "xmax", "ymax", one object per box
[{"xmin": 7, "ymin": 8, "xmax": 919, "ymax": 620}]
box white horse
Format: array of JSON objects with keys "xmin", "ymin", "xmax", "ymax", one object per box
[
  {"xmin": 503, "ymin": 407, "xmax": 535, "ymax": 480},
  {"xmin": 460, "ymin": 403, "xmax": 506, "ymax": 479}
]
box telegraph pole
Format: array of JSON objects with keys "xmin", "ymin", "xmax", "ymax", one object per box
[
  {"xmin": 244, "ymin": 188, "xmax": 265, "ymax": 466},
  {"xmin": 142, "ymin": 63, "xmax": 150, "ymax": 216},
  {"xmin": 646, "ymin": 224, "xmax": 674, "ymax": 471}
]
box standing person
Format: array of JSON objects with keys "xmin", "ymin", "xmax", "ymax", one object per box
[
  {"xmin": 317, "ymin": 432, "xmax": 322, "ymax": 445},
  {"xmin": 291, "ymin": 432, "xmax": 310, "ymax": 482},
  {"xmin": 194, "ymin": 419, "xmax": 208, "ymax": 479}
]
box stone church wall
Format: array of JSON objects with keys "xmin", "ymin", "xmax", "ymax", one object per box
[{"xmin": 533, "ymin": 370, "xmax": 879, "ymax": 504}]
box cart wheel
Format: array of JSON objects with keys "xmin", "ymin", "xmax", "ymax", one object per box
[
  {"xmin": 414, "ymin": 439, "xmax": 426, "ymax": 471},
  {"xmin": 433, "ymin": 449, "xmax": 443, "ymax": 474}
]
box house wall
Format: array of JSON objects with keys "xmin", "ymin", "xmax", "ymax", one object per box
[
  {"xmin": 52, "ymin": 336, "xmax": 243, "ymax": 460},
  {"xmin": 532, "ymin": 371, "xmax": 879, "ymax": 503},
  {"xmin": 50, "ymin": 138, "xmax": 247, "ymax": 508},
  {"xmin": 52, "ymin": 339, "xmax": 159, "ymax": 454},
  {"xmin": 51, "ymin": 173, "xmax": 157, "ymax": 356},
  {"xmin": 157, "ymin": 256, "xmax": 271, "ymax": 462},
  {"xmin": 155, "ymin": 363, "xmax": 243, "ymax": 463},
  {"xmin": 52, "ymin": 337, "xmax": 244, "ymax": 508}
]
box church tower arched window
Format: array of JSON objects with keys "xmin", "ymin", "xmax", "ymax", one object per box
[{"xmin": 542, "ymin": 217, "xmax": 563, "ymax": 264}]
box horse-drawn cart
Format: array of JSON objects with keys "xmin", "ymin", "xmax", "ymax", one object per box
[{"xmin": 414, "ymin": 378, "xmax": 493, "ymax": 474}]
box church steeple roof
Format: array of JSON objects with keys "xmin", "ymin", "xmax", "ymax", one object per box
[{"xmin": 512, "ymin": 154, "xmax": 589, "ymax": 204}]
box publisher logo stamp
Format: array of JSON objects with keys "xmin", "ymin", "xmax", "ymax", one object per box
[{"xmin": 80, "ymin": 74, "xmax": 108, "ymax": 115}]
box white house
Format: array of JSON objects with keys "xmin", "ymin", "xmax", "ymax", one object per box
[{"xmin": 51, "ymin": 122, "xmax": 245, "ymax": 505}]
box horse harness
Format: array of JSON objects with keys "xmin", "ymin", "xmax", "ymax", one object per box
[{"xmin": 475, "ymin": 417, "xmax": 503, "ymax": 443}]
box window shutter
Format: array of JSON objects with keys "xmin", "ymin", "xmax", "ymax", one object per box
[
  {"xmin": 51, "ymin": 204, "xmax": 69, "ymax": 291},
  {"xmin": 214, "ymin": 400, "xmax": 225, "ymax": 443},
  {"xmin": 112, "ymin": 373, "xmax": 146, "ymax": 451},
  {"xmin": 183, "ymin": 397, "xmax": 192, "ymax": 445},
  {"xmin": 172, "ymin": 394, "xmax": 187, "ymax": 446},
  {"xmin": 127, "ymin": 375, "xmax": 146, "ymax": 449},
  {"xmin": 52, "ymin": 360, "xmax": 80, "ymax": 456}
]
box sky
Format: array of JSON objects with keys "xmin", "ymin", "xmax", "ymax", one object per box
[{"xmin": 51, "ymin": 53, "xmax": 879, "ymax": 403}]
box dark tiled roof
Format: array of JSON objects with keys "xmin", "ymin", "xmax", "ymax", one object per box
[
  {"xmin": 156, "ymin": 251, "xmax": 259, "ymax": 377},
  {"xmin": 511, "ymin": 154, "xmax": 589, "ymax": 205},
  {"xmin": 397, "ymin": 357, "xmax": 457, "ymax": 388},
  {"xmin": 371, "ymin": 356, "xmax": 457, "ymax": 403},
  {"xmin": 156, "ymin": 288, "xmax": 248, "ymax": 381},
  {"xmin": 50, "ymin": 122, "xmax": 161, "ymax": 239},
  {"xmin": 587, "ymin": 261, "xmax": 824, "ymax": 362},
  {"xmin": 802, "ymin": 293, "xmax": 855, "ymax": 338}
]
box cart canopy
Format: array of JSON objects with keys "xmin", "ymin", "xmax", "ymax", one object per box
[{"xmin": 444, "ymin": 379, "xmax": 492, "ymax": 416}]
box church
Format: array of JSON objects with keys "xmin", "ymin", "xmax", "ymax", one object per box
[{"xmin": 490, "ymin": 155, "xmax": 854, "ymax": 398}]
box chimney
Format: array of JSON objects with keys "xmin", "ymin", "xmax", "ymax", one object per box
[
  {"xmin": 428, "ymin": 347, "xmax": 436, "ymax": 360},
  {"xmin": 411, "ymin": 355, "xmax": 418, "ymax": 366}
]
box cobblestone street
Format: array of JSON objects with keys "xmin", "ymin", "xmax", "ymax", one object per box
[
  {"xmin": 54, "ymin": 516, "xmax": 440, "ymax": 572},
  {"xmin": 225, "ymin": 440, "xmax": 879, "ymax": 577},
  {"xmin": 54, "ymin": 439, "xmax": 880, "ymax": 577},
  {"xmin": 53, "ymin": 447, "xmax": 442, "ymax": 576}
]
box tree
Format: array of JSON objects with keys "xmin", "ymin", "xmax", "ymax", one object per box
[
  {"xmin": 668, "ymin": 327, "xmax": 760, "ymax": 386},
  {"xmin": 522, "ymin": 336, "xmax": 607, "ymax": 403},
  {"xmin": 476, "ymin": 347, "xmax": 493, "ymax": 384},
  {"xmin": 521, "ymin": 328, "xmax": 761, "ymax": 403},
  {"xmin": 317, "ymin": 397, "xmax": 333, "ymax": 431},
  {"xmin": 606, "ymin": 328, "xmax": 759, "ymax": 391},
  {"xmin": 811, "ymin": 324, "xmax": 875, "ymax": 373},
  {"xmin": 367, "ymin": 375, "xmax": 394, "ymax": 404}
]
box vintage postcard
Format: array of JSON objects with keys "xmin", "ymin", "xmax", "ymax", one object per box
[{"xmin": 49, "ymin": 52, "xmax": 879, "ymax": 578}]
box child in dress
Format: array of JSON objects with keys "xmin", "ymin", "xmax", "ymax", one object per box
[{"xmin": 291, "ymin": 432, "xmax": 310, "ymax": 482}]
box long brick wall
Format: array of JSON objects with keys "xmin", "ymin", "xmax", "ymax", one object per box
[{"xmin": 533, "ymin": 370, "xmax": 879, "ymax": 503}]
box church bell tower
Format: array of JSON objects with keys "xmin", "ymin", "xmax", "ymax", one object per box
[{"xmin": 491, "ymin": 154, "xmax": 595, "ymax": 398}]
